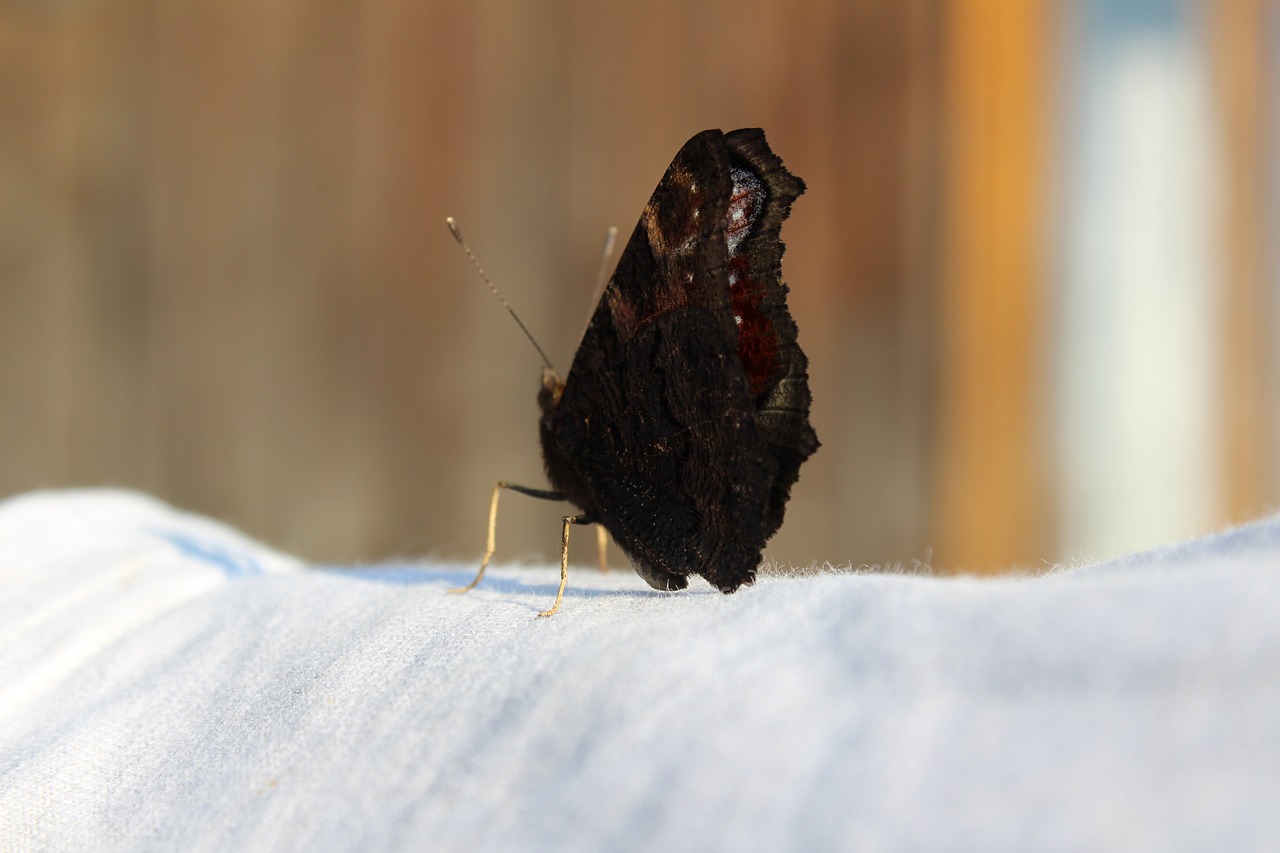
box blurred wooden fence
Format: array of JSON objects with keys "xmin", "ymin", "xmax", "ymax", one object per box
[{"xmin": 0, "ymin": 1, "xmax": 1272, "ymax": 572}]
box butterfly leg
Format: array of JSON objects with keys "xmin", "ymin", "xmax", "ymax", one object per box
[
  {"xmin": 596, "ymin": 524, "xmax": 609, "ymax": 573},
  {"xmin": 450, "ymin": 481, "xmax": 564, "ymax": 595},
  {"xmin": 540, "ymin": 513, "xmax": 596, "ymax": 617}
]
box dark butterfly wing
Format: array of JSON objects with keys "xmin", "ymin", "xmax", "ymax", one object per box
[
  {"xmin": 721, "ymin": 129, "xmax": 819, "ymax": 534},
  {"xmin": 538, "ymin": 128, "xmax": 816, "ymax": 593}
]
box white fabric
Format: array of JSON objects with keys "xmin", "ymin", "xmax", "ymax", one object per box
[{"xmin": 2, "ymin": 489, "xmax": 1279, "ymax": 852}]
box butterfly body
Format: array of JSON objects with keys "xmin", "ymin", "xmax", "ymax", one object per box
[{"xmin": 537, "ymin": 128, "xmax": 818, "ymax": 594}]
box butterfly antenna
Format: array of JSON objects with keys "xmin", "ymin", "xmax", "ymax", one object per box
[
  {"xmin": 446, "ymin": 216, "xmax": 555, "ymax": 373},
  {"xmin": 595, "ymin": 226, "xmax": 619, "ymax": 294},
  {"xmin": 580, "ymin": 225, "xmax": 619, "ymax": 341}
]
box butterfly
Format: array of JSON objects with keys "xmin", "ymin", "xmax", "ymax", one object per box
[{"xmin": 453, "ymin": 128, "xmax": 818, "ymax": 615}]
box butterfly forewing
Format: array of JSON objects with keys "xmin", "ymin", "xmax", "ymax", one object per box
[{"xmin": 537, "ymin": 128, "xmax": 817, "ymax": 593}]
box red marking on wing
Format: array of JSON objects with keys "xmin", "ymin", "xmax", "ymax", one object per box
[{"xmin": 729, "ymin": 256, "xmax": 778, "ymax": 397}]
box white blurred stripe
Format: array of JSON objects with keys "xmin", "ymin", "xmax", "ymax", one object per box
[{"xmin": 1054, "ymin": 2, "xmax": 1223, "ymax": 561}]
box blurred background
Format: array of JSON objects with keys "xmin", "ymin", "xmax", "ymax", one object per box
[{"xmin": 0, "ymin": 0, "xmax": 1275, "ymax": 574}]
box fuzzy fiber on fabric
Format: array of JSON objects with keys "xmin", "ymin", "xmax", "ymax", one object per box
[{"xmin": 2, "ymin": 489, "xmax": 1278, "ymax": 852}]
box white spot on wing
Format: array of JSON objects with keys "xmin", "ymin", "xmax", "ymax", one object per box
[{"xmin": 726, "ymin": 166, "xmax": 765, "ymax": 255}]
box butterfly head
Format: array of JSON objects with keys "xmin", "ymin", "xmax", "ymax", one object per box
[{"xmin": 539, "ymin": 367, "xmax": 565, "ymax": 412}]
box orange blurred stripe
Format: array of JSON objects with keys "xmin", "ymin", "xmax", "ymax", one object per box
[
  {"xmin": 1213, "ymin": 0, "xmax": 1268, "ymax": 524},
  {"xmin": 934, "ymin": 1, "xmax": 1049, "ymax": 573}
]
